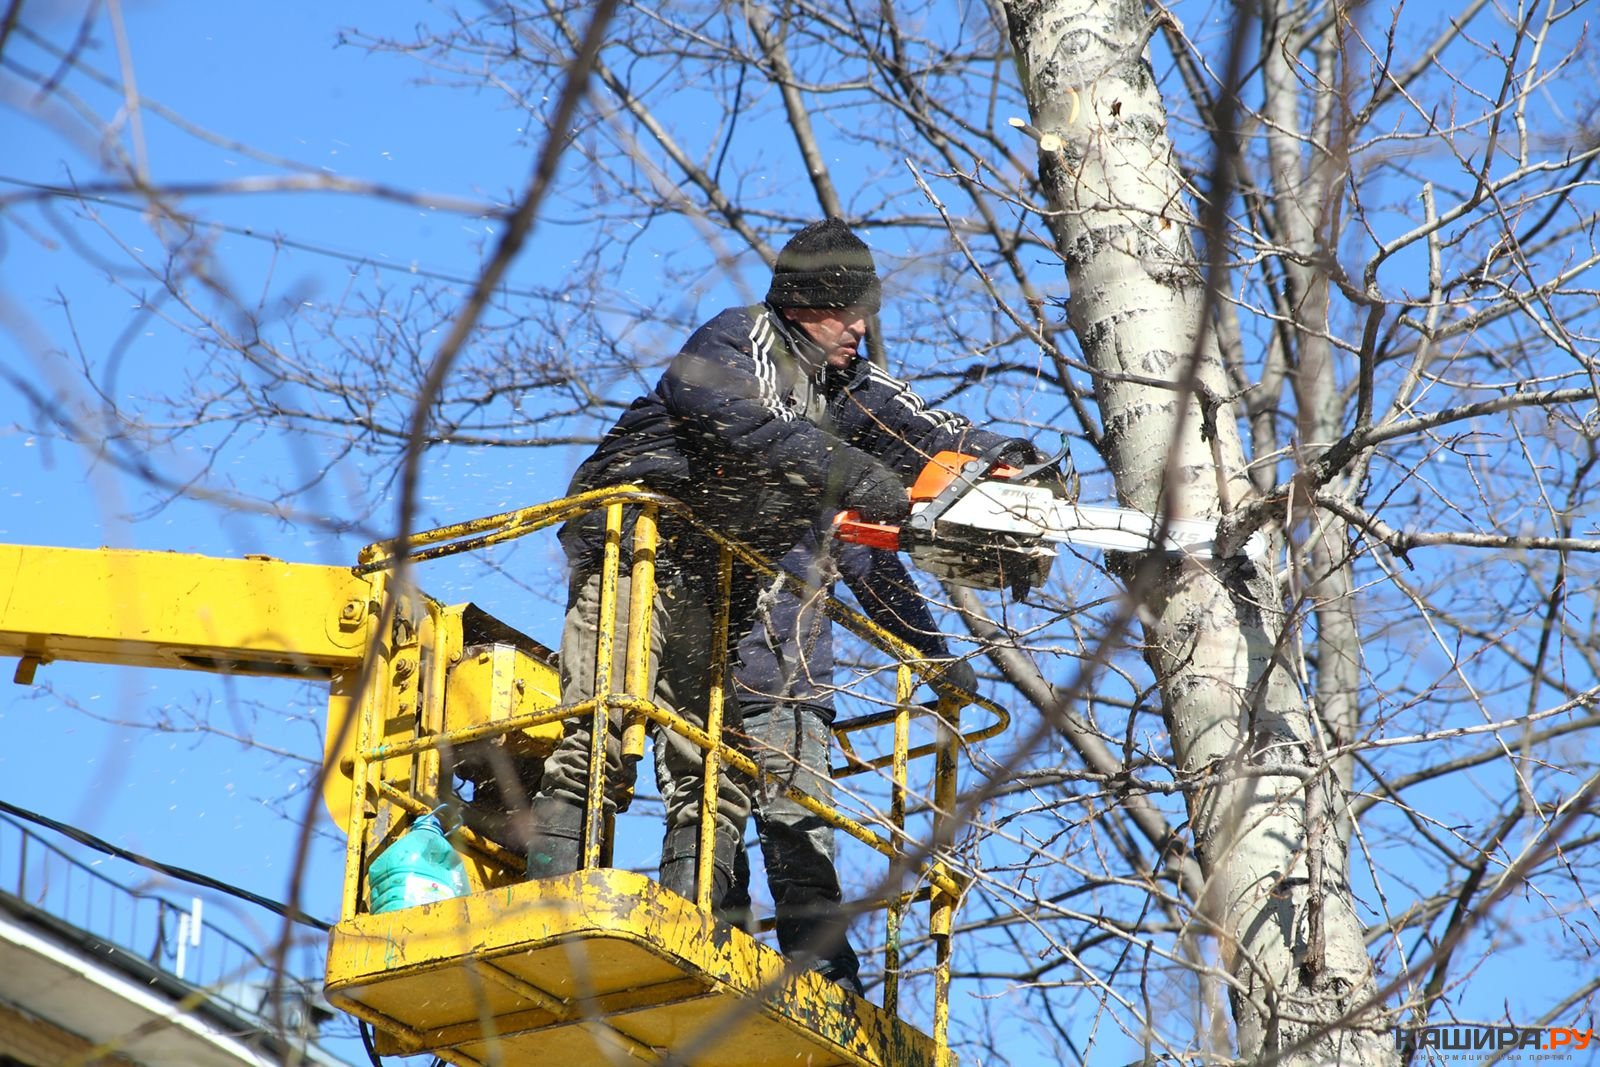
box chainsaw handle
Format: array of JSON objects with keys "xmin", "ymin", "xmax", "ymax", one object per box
[
  {"xmin": 833, "ymin": 510, "xmax": 903, "ymax": 551},
  {"xmin": 1007, "ymin": 434, "xmax": 1073, "ymax": 484}
]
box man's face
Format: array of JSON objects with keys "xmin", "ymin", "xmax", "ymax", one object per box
[{"xmin": 787, "ymin": 305, "xmax": 870, "ymax": 368}]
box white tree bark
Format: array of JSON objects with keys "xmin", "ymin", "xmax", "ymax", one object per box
[{"xmin": 1001, "ymin": 1, "xmax": 1396, "ymax": 1062}]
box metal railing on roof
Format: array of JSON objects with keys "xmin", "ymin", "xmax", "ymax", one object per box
[{"xmin": 0, "ymin": 810, "xmax": 336, "ymax": 1049}]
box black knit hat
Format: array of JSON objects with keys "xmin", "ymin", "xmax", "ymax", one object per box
[{"xmin": 765, "ymin": 218, "xmax": 882, "ymax": 313}]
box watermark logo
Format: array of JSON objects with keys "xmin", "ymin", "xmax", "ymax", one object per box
[{"xmin": 1394, "ymin": 1025, "xmax": 1594, "ymax": 1060}]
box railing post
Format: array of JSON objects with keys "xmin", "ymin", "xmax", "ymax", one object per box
[
  {"xmin": 584, "ymin": 501, "xmax": 626, "ymax": 870},
  {"xmin": 882, "ymin": 662, "xmax": 915, "ymax": 1016},
  {"xmin": 695, "ymin": 545, "xmax": 734, "ymax": 912},
  {"xmin": 620, "ymin": 505, "xmax": 658, "ymax": 766},
  {"xmin": 931, "ymin": 696, "xmax": 961, "ymax": 1064}
]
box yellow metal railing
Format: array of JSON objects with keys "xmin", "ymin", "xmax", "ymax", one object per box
[
  {"xmin": 349, "ymin": 488, "xmax": 1010, "ymax": 1052},
  {"xmin": 356, "ymin": 486, "xmax": 1010, "ymax": 759}
]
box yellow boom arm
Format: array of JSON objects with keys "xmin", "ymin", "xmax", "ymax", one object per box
[{"xmin": 0, "ymin": 544, "xmax": 373, "ymax": 681}]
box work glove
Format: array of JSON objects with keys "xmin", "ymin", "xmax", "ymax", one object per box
[
  {"xmin": 842, "ymin": 464, "xmax": 911, "ymax": 525},
  {"xmin": 927, "ymin": 657, "xmax": 978, "ymax": 702}
]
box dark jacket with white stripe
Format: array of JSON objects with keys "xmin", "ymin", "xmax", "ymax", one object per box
[{"xmin": 559, "ymin": 303, "xmax": 1011, "ymax": 569}]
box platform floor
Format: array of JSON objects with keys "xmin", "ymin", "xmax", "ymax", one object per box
[{"xmin": 324, "ymin": 868, "xmax": 940, "ymax": 1067}]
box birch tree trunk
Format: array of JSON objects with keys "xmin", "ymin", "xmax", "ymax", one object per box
[{"xmin": 1000, "ymin": 1, "xmax": 1396, "ymax": 1061}]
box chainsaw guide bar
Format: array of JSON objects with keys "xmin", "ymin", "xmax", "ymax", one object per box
[{"xmin": 836, "ymin": 447, "xmax": 1268, "ymax": 595}]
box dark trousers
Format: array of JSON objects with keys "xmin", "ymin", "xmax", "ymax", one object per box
[
  {"xmin": 727, "ymin": 701, "xmax": 861, "ymax": 987},
  {"xmin": 541, "ymin": 564, "xmax": 751, "ymax": 839}
]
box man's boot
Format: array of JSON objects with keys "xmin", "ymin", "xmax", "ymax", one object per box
[
  {"xmin": 814, "ymin": 949, "xmax": 866, "ymax": 998},
  {"xmin": 719, "ymin": 842, "xmax": 758, "ymax": 934},
  {"xmin": 774, "ymin": 884, "xmax": 865, "ymax": 997},
  {"xmin": 524, "ymin": 796, "xmax": 585, "ymax": 880},
  {"xmin": 658, "ymin": 822, "xmax": 741, "ymax": 908}
]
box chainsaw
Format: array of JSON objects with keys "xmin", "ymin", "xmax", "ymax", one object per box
[{"xmin": 835, "ymin": 441, "xmax": 1269, "ymax": 596}]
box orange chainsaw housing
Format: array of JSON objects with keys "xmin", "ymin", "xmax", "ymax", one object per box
[{"xmin": 834, "ymin": 451, "xmax": 1020, "ymax": 550}]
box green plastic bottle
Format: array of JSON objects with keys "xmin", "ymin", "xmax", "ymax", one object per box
[{"xmin": 368, "ymin": 813, "xmax": 470, "ymax": 913}]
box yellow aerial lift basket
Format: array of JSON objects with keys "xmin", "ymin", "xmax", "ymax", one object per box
[{"xmin": 321, "ymin": 490, "xmax": 1009, "ymax": 1067}]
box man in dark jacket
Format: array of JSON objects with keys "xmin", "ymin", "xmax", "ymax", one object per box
[
  {"xmin": 527, "ymin": 218, "xmax": 1028, "ymax": 918},
  {"xmin": 725, "ymin": 528, "xmax": 977, "ymax": 997}
]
